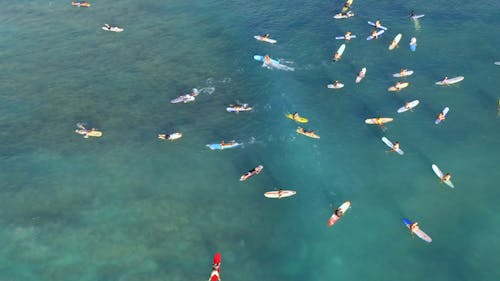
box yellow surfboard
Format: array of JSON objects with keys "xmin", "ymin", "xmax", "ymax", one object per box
[{"xmin": 285, "ymin": 113, "xmax": 309, "ymax": 123}]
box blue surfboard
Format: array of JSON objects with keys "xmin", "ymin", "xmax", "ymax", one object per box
[
  {"xmin": 207, "ymin": 142, "xmax": 241, "ymax": 150},
  {"xmin": 402, "ymin": 218, "xmax": 413, "ymax": 226}
]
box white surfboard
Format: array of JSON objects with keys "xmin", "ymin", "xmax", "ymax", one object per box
[
  {"xmin": 335, "ymin": 35, "xmax": 357, "ymax": 40},
  {"xmin": 367, "ymin": 21, "xmax": 388, "ymax": 30},
  {"xmin": 264, "ymin": 190, "xmax": 296, "ymax": 199},
  {"xmin": 388, "ymin": 33, "xmax": 402, "ymax": 50},
  {"xmin": 355, "ymin": 67, "xmax": 366, "ymax": 83},
  {"xmin": 333, "ymin": 11, "xmax": 355, "ymax": 19},
  {"xmin": 397, "ymin": 100, "xmax": 419, "ymax": 113},
  {"xmin": 495, "ymin": 62, "xmax": 500, "ymax": 65},
  {"xmin": 254, "ymin": 35, "xmax": 277, "ymax": 44},
  {"xmin": 411, "ymin": 15, "xmax": 425, "ymax": 20},
  {"xmin": 432, "ymin": 164, "xmax": 454, "ymax": 188},
  {"xmin": 336, "ymin": 44, "xmax": 346, "ymax": 56},
  {"xmin": 435, "ymin": 76, "xmax": 464, "ymax": 85},
  {"xmin": 327, "ymin": 83, "xmax": 344, "ymax": 89},
  {"xmin": 381, "ymin": 137, "xmax": 404, "ymax": 155},
  {"xmin": 393, "ymin": 70, "xmax": 414, "ymax": 77},
  {"xmin": 366, "ymin": 29, "xmax": 385, "ymax": 40},
  {"xmin": 102, "ymin": 26, "xmax": 124, "ymax": 32}
]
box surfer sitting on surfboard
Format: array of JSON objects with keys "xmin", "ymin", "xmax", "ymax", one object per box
[
  {"xmin": 375, "ymin": 19, "xmax": 382, "ymax": 29},
  {"xmin": 395, "ymin": 81, "xmax": 404, "ymax": 90},
  {"xmin": 220, "ymin": 140, "xmax": 235, "ymax": 148},
  {"xmin": 334, "ymin": 208, "xmax": 344, "ymax": 218},
  {"xmin": 409, "ymin": 222, "xmax": 419, "ymax": 234},
  {"xmin": 209, "ymin": 269, "xmax": 220, "ymax": 281},
  {"xmin": 437, "ymin": 112, "xmax": 446, "ymax": 122},
  {"xmin": 440, "ymin": 76, "xmax": 449, "ymax": 85},
  {"xmin": 333, "ymin": 52, "xmax": 341, "ymax": 61},
  {"xmin": 370, "ymin": 29, "xmax": 379, "ymax": 39},
  {"xmin": 391, "ymin": 141, "xmax": 400, "ymax": 152},
  {"xmin": 409, "ymin": 10, "xmax": 416, "ymax": 17},
  {"xmin": 441, "ymin": 173, "xmax": 452, "ymax": 182},
  {"xmin": 400, "ymin": 69, "xmax": 408, "ymax": 76},
  {"xmin": 344, "ymin": 31, "xmax": 353, "ymax": 40},
  {"xmin": 333, "ymin": 80, "xmax": 341, "ymax": 88},
  {"xmin": 261, "ymin": 34, "xmax": 270, "ymax": 39}
]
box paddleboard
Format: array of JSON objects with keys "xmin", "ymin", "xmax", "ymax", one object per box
[
  {"xmin": 435, "ymin": 107, "xmax": 449, "ymax": 124},
  {"xmin": 254, "ymin": 35, "xmax": 277, "ymax": 44},
  {"xmin": 355, "ymin": 67, "xmax": 366, "ymax": 83},
  {"xmin": 397, "ymin": 100, "xmax": 420, "ymax": 113},
  {"xmin": 432, "ymin": 164, "xmax": 454, "ymax": 188},
  {"xmin": 393, "ymin": 70, "xmax": 414, "ymax": 77},
  {"xmin": 102, "ymin": 26, "xmax": 123, "ymax": 32},
  {"xmin": 366, "ymin": 29, "xmax": 385, "ymax": 40},
  {"xmin": 388, "ymin": 82, "xmax": 409, "ymax": 91},
  {"xmin": 327, "ymin": 83, "xmax": 344, "ymax": 89},
  {"xmin": 328, "ymin": 201, "xmax": 351, "ymax": 226},
  {"xmin": 388, "ymin": 33, "xmax": 402, "ymax": 50},
  {"xmin": 285, "ymin": 113, "xmax": 308, "ymax": 123},
  {"xmin": 409, "ymin": 37, "xmax": 417, "ymax": 52},
  {"xmin": 227, "ymin": 105, "xmax": 252, "ymax": 112},
  {"xmin": 264, "ymin": 190, "xmax": 296, "ymax": 199},
  {"xmin": 296, "ymin": 127, "xmax": 320, "ymax": 139},
  {"xmin": 333, "ymin": 11, "xmax": 354, "ymax": 19},
  {"xmin": 335, "ymin": 35, "xmax": 357, "ymax": 40},
  {"xmin": 411, "ymin": 15, "xmax": 425, "ymax": 20},
  {"xmin": 381, "ymin": 137, "xmax": 404, "ymax": 155},
  {"xmin": 435, "ymin": 76, "xmax": 464, "ymax": 85},
  {"xmin": 158, "ymin": 132, "xmax": 182, "ymax": 141},
  {"xmin": 403, "ymin": 218, "xmax": 432, "ymax": 243},
  {"xmin": 333, "ymin": 44, "xmax": 346, "ymax": 61},
  {"xmin": 240, "ymin": 165, "xmax": 263, "ymax": 181},
  {"xmin": 75, "ymin": 129, "xmax": 102, "ymax": 138},
  {"xmin": 206, "ymin": 141, "xmax": 241, "ymax": 150},
  {"xmin": 365, "ymin": 118, "xmax": 393, "ymax": 125},
  {"xmin": 367, "ymin": 21, "xmax": 388, "ymax": 30}
]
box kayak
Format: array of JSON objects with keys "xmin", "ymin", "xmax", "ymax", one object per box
[
  {"xmin": 333, "ymin": 11, "xmax": 354, "ymax": 19},
  {"xmin": 254, "ymin": 35, "xmax": 277, "ymax": 44},
  {"xmin": 365, "ymin": 118, "xmax": 393, "ymax": 125},
  {"xmin": 240, "ymin": 165, "xmax": 263, "ymax": 181},
  {"xmin": 435, "ymin": 76, "xmax": 464, "ymax": 85},
  {"xmin": 328, "ymin": 201, "xmax": 351, "ymax": 227},
  {"xmin": 296, "ymin": 126, "xmax": 320, "ymax": 139},
  {"xmin": 72, "ymin": 1, "xmax": 91, "ymax": 7},
  {"xmin": 333, "ymin": 44, "xmax": 346, "ymax": 61},
  {"xmin": 432, "ymin": 164, "xmax": 454, "ymax": 188},
  {"xmin": 402, "ymin": 218, "xmax": 432, "ymax": 243},
  {"xmin": 327, "ymin": 83, "xmax": 344, "ymax": 89},
  {"xmin": 75, "ymin": 129, "xmax": 102, "ymax": 138},
  {"xmin": 206, "ymin": 141, "xmax": 241, "ymax": 150},
  {"xmin": 171, "ymin": 94, "xmax": 195, "ymax": 104},
  {"xmin": 158, "ymin": 132, "xmax": 182, "ymax": 141},
  {"xmin": 227, "ymin": 104, "xmax": 252, "ymax": 112},
  {"xmin": 285, "ymin": 113, "xmax": 308, "ymax": 123},
  {"xmin": 410, "ymin": 15, "xmax": 425, "ymax": 20},
  {"xmin": 409, "ymin": 37, "xmax": 417, "ymax": 52},
  {"xmin": 397, "ymin": 100, "xmax": 420, "ymax": 113},
  {"xmin": 388, "ymin": 82, "xmax": 409, "ymax": 92},
  {"xmin": 388, "ymin": 33, "xmax": 402, "ymax": 50},
  {"xmin": 435, "ymin": 107, "xmax": 449, "ymax": 124},
  {"xmin": 264, "ymin": 190, "xmax": 296, "ymax": 199},
  {"xmin": 355, "ymin": 67, "xmax": 366, "ymax": 83},
  {"xmin": 367, "ymin": 21, "xmax": 388, "ymax": 30},
  {"xmin": 102, "ymin": 26, "xmax": 123, "ymax": 32},
  {"xmin": 366, "ymin": 29, "xmax": 385, "ymax": 40},
  {"xmin": 393, "ymin": 70, "xmax": 414, "ymax": 77},
  {"xmin": 381, "ymin": 137, "xmax": 404, "ymax": 155},
  {"xmin": 335, "ymin": 35, "xmax": 357, "ymax": 40}
]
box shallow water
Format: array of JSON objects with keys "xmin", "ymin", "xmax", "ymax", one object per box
[{"xmin": 0, "ymin": 0, "xmax": 499, "ymax": 280}]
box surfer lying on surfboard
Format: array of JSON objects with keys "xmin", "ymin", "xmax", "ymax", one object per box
[
  {"xmin": 437, "ymin": 112, "xmax": 446, "ymax": 122},
  {"xmin": 388, "ymin": 141, "xmax": 400, "ymax": 153},
  {"xmin": 408, "ymin": 222, "xmax": 419, "ymax": 235}
]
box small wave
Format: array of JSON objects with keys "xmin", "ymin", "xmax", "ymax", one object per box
[
  {"xmin": 220, "ymin": 77, "xmax": 232, "ymax": 83},
  {"xmin": 199, "ymin": 87, "xmax": 215, "ymax": 95}
]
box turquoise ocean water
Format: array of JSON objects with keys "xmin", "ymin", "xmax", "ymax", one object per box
[{"xmin": 1, "ymin": 0, "xmax": 500, "ymax": 280}]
